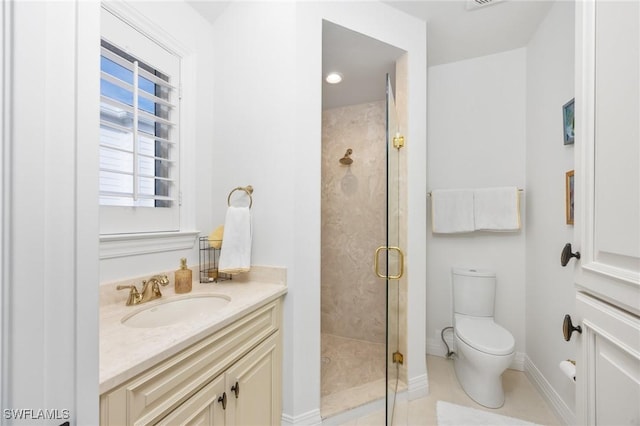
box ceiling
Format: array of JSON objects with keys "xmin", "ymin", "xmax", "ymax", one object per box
[
  {"xmin": 187, "ymin": 0, "xmax": 556, "ymax": 109},
  {"xmin": 322, "ymin": 21, "xmax": 405, "ymax": 110},
  {"xmin": 383, "ymin": 0, "xmax": 555, "ymax": 66},
  {"xmin": 187, "ymin": 1, "xmax": 230, "ymax": 24}
]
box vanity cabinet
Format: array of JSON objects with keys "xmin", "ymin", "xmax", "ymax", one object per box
[
  {"xmin": 156, "ymin": 374, "xmax": 226, "ymax": 425},
  {"xmin": 157, "ymin": 333, "xmax": 280, "ymax": 426},
  {"xmin": 574, "ymin": 1, "xmax": 640, "ymax": 424},
  {"xmin": 100, "ymin": 299, "xmax": 282, "ymax": 426}
]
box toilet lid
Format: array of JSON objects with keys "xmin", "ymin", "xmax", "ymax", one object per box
[{"xmin": 455, "ymin": 317, "xmax": 515, "ymax": 356}]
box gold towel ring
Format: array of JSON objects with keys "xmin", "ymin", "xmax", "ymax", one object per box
[{"xmin": 227, "ymin": 185, "xmax": 253, "ymax": 208}]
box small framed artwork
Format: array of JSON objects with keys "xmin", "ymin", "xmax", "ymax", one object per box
[
  {"xmin": 566, "ymin": 170, "xmax": 575, "ymax": 225},
  {"xmin": 563, "ymin": 98, "xmax": 575, "ymax": 145}
]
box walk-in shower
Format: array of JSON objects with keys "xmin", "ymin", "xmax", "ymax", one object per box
[{"xmin": 321, "ymin": 20, "xmax": 408, "ymax": 423}]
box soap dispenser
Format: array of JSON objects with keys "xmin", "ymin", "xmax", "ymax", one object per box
[{"xmin": 175, "ymin": 258, "xmax": 192, "ymax": 294}]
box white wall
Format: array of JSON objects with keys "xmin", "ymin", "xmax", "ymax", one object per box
[
  {"xmin": 211, "ymin": 2, "xmax": 427, "ymax": 423},
  {"xmin": 210, "ymin": 6, "xmax": 303, "ymax": 420},
  {"xmin": 426, "ymin": 48, "xmax": 527, "ymax": 365},
  {"xmin": 525, "ymin": 1, "xmax": 576, "ymax": 423}
]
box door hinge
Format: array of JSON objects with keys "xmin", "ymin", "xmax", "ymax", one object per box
[
  {"xmin": 393, "ymin": 351, "xmax": 404, "ymax": 365},
  {"xmin": 393, "ymin": 133, "xmax": 405, "ymax": 149}
]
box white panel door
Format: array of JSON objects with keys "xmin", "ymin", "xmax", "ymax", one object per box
[
  {"xmin": 574, "ymin": 1, "xmax": 640, "ymax": 425},
  {"xmin": 574, "ymin": 0, "xmax": 640, "ymax": 315}
]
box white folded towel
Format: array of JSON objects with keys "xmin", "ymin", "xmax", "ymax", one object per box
[
  {"xmin": 474, "ymin": 187, "xmax": 521, "ymax": 231},
  {"xmin": 218, "ymin": 206, "xmax": 252, "ymax": 274},
  {"xmin": 431, "ymin": 189, "xmax": 475, "ymax": 233}
]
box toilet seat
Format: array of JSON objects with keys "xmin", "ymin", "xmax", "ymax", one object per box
[{"xmin": 455, "ymin": 317, "xmax": 515, "ymax": 356}]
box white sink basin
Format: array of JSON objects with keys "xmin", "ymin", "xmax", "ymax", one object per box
[{"xmin": 121, "ymin": 294, "xmax": 231, "ymax": 328}]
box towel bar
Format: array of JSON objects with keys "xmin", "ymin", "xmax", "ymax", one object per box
[
  {"xmin": 427, "ymin": 188, "xmax": 524, "ymax": 196},
  {"xmin": 227, "ymin": 185, "xmax": 254, "ymax": 208}
]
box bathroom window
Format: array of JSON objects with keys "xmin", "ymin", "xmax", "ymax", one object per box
[{"xmin": 99, "ymin": 9, "xmax": 180, "ymax": 234}]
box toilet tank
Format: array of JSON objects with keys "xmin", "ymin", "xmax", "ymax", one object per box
[{"xmin": 452, "ymin": 268, "xmax": 496, "ymax": 317}]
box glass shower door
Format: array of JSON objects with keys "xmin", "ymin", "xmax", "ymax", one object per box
[
  {"xmin": 374, "ymin": 74, "xmax": 404, "ymax": 425},
  {"xmin": 385, "ymin": 74, "xmax": 404, "ymax": 425}
]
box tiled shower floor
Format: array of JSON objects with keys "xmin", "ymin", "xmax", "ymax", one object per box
[{"xmin": 321, "ymin": 333, "xmax": 388, "ymax": 418}]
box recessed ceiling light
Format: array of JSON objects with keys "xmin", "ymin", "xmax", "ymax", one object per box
[{"xmin": 325, "ymin": 72, "xmax": 343, "ymax": 84}]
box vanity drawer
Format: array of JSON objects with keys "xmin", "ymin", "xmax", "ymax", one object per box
[{"xmin": 100, "ymin": 299, "xmax": 281, "ymax": 426}]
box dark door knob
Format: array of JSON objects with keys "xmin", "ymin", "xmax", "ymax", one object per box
[
  {"xmin": 563, "ymin": 314, "xmax": 582, "ymax": 341},
  {"xmin": 218, "ymin": 392, "xmax": 227, "ymax": 410},
  {"xmin": 561, "ymin": 243, "xmax": 581, "ymax": 266}
]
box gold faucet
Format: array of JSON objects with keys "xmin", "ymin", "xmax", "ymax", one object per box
[{"xmin": 117, "ymin": 274, "xmax": 170, "ymax": 306}]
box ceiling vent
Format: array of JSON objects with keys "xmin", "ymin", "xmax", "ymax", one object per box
[{"xmin": 466, "ymin": 0, "xmax": 506, "ymax": 11}]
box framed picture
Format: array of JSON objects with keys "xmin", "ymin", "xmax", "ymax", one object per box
[
  {"xmin": 566, "ymin": 170, "xmax": 575, "ymax": 225},
  {"xmin": 563, "ymin": 98, "xmax": 575, "ymax": 145}
]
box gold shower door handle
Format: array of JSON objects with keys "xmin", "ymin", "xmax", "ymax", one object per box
[{"xmin": 374, "ymin": 246, "xmax": 404, "ymax": 280}]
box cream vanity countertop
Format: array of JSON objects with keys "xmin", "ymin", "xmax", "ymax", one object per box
[{"xmin": 99, "ymin": 266, "xmax": 287, "ymax": 394}]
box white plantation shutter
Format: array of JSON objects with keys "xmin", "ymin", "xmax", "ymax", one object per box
[{"xmin": 100, "ymin": 9, "xmax": 180, "ymax": 234}]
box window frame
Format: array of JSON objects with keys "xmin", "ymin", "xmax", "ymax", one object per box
[
  {"xmin": 98, "ymin": 3, "xmax": 198, "ymax": 258},
  {"xmin": 99, "ymin": 39, "xmax": 176, "ymax": 210},
  {"xmin": 100, "ymin": 7, "xmax": 180, "ymax": 234}
]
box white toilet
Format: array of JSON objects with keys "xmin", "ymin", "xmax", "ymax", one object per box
[{"xmin": 452, "ymin": 267, "xmax": 515, "ymax": 408}]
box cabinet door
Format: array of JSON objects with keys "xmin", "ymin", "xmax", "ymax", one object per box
[
  {"xmin": 156, "ymin": 375, "xmax": 226, "ymax": 426},
  {"xmin": 225, "ymin": 332, "xmax": 281, "ymax": 426},
  {"xmin": 574, "ymin": 0, "xmax": 640, "ymax": 314},
  {"xmin": 575, "ymin": 293, "xmax": 640, "ymax": 425}
]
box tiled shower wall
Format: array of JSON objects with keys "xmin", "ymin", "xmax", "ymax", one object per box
[{"xmin": 321, "ymin": 100, "xmax": 387, "ymax": 344}]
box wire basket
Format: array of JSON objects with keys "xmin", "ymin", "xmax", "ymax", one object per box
[{"xmin": 199, "ymin": 236, "xmax": 231, "ymax": 283}]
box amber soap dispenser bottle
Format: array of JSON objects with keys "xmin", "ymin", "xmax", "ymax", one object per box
[{"xmin": 175, "ymin": 258, "xmax": 192, "ymax": 294}]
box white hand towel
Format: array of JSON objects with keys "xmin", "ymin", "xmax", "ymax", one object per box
[
  {"xmin": 218, "ymin": 206, "xmax": 252, "ymax": 274},
  {"xmin": 431, "ymin": 189, "xmax": 475, "ymax": 233},
  {"xmin": 474, "ymin": 186, "xmax": 521, "ymax": 231}
]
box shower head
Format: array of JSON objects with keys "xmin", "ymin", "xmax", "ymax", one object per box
[{"xmin": 339, "ymin": 149, "xmax": 353, "ymax": 165}]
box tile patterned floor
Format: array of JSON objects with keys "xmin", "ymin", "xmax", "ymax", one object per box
[
  {"xmin": 328, "ymin": 355, "xmax": 562, "ymax": 425},
  {"xmin": 321, "ymin": 333, "xmax": 387, "ymax": 418}
]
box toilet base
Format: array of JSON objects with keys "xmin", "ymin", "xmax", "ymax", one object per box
[
  {"xmin": 454, "ymin": 356, "xmax": 505, "ymax": 408},
  {"xmin": 453, "ymin": 336, "xmax": 514, "ymax": 409}
]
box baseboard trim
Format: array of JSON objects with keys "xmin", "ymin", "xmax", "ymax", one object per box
[
  {"xmin": 282, "ymin": 408, "xmax": 323, "ymax": 426},
  {"xmin": 408, "ymin": 373, "xmax": 429, "ymax": 400},
  {"xmin": 524, "ymin": 355, "xmax": 575, "ymax": 425},
  {"xmin": 426, "ymin": 337, "xmax": 449, "ymax": 358},
  {"xmin": 320, "ymin": 397, "xmax": 386, "ymax": 426},
  {"xmin": 426, "ymin": 334, "xmax": 454, "ymax": 358},
  {"xmin": 511, "ymin": 351, "xmax": 525, "ymax": 371},
  {"xmin": 319, "ymin": 371, "xmax": 426, "ymax": 426}
]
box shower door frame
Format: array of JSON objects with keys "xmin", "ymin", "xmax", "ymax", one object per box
[{"xmin": 384, "ymin": 74, "xmax": 404, "ymax": 425}]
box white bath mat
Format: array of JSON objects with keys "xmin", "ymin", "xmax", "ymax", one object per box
[{"xmin": 436, "ymin": 401, "xmax": 541, "ymax": 426}]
